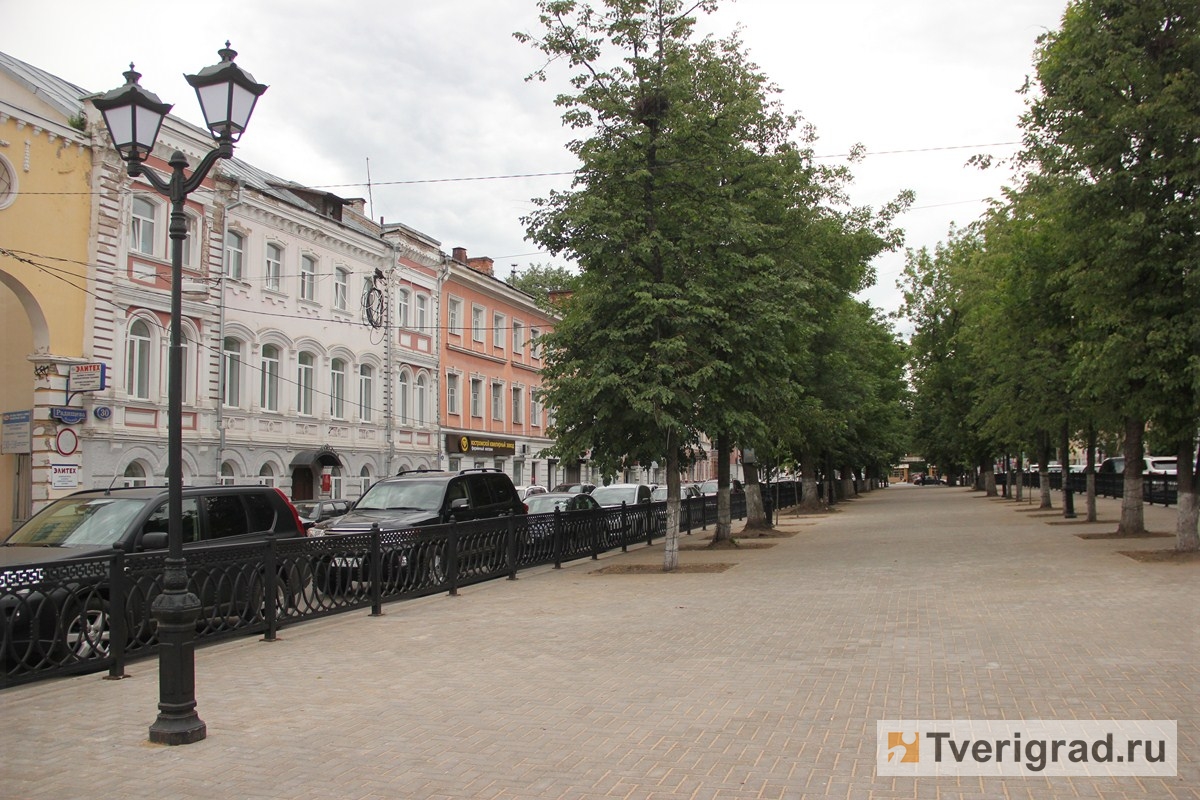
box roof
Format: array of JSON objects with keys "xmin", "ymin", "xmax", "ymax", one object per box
[{"xmin": 0, "ymin": 50, "xmax": 89, "ymax": 120}]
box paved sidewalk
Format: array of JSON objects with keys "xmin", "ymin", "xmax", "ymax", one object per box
[{"xmin": 1, "ymin": 486, "xmax": 1195, "ymax": 799}]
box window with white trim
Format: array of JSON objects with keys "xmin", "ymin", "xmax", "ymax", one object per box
[
  {"xmin": 415, "ymin": 375, "xmax": 428, "ymax": 425},
  {"xmin": 397, "ymin": 289, "xmax": 410, "ymax": 328},
  {"xmin": 397, "ymin": 370, "xmax": 410, "ymax": 425},
  {"xmin": 359, "ymin": 365, "xmax": 374, "ymax": 422},
  {"xmin": 260, "ymin": 344, "xmax": 280, "ymax": 412},
  {"xmin": 300, "ymin": 255, "xmax": 317, "ymax": 302},
  {"xmin": 330, "ymin": 358, "xmax": 347, "ymax": 419},
  {"xmin": 511, "ymin": 386, "xmax": 523, "ymax": 424},
  {"xmin": 446, "ymin": 372, "xmax": 460, "ymax": 415},
  {"xmin": 513, "ymin": 321, "xmax": 525, "ymax": 354},
  {"xmin": 470, "ymin": 378, "xmax": 483, "ymax": 417},
  {"xmin": 334, "ymin": 268, "xmax": 349, "ymax": 311},
  {"xmin": 448, "ymin": 298, "xmax": 462, "ymax": 337},
  {"xmin": 224, "ymin": 230, "xmax": 245, "ymax": 280},
  {"xmin": 131, "ymin": 196, "xmax": 157, "ymax": 256},
  {"xmin": 222, "ymin": 337, "xmax": 244, "ymax": 407},
  {"xmin": 125, "ymin": 319, "xmax": 152, "ymax": 399},
  {"xmin": 297, "ymin": 351, "xmax": 315, "ymax": 415},
  {"xmin": 416, "ymin": 294, "xmax": 428, "ymax": 333},
  {"xmin": 491, "ymin": 382, "xmax": 504, "ymax": 421},
  {"xmin": 472, "ymin": 306, "xmax": 484, "ymax": 342},
  {"xmin": 493, "ymin": 312, "xmax": 506, "ymax": 349},
  {"xmin": 265, "ymin": 243, "xmax": 283, "ymax": 291}
]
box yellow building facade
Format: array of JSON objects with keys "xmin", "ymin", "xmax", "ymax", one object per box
[{"xmin": 0, "ymin": 53, "xmax": 93, "ymax": 534}]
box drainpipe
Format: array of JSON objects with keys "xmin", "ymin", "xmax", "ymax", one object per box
[
  {"xmin": 382, "ymin": 235, "xmax": 396, "ymax": 477},
  {"xmin": 436, "ymin": 255, "xmax": 451, "ymax": 471},
  {"xmin": 214, "ymin": 179, "xmax": 244, "ymax": 482}
]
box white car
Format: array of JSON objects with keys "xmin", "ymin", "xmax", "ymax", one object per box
[
  {"xmin": 1097, "ymin": 456, "xmax": 1177, "ymax": 476},
  {"xmin": 515, "ymin": 485, "xmax": 549, "ymax": 501}
]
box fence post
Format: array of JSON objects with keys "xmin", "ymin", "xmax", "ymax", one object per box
[
  {"xmin": 646, "ymin": 504, "xmax": 654, "ymax": 547},
  {"xmin": 506, "ymin": 514, "xmax": 518, "ymax": 580},
  {"xmin": 369, "ymin": 524, "xmax": 383, "ymax": 616},
  {"xmin": 447, "ymin": 524, "xmax": 460, "ymax": 597},
  {"xmin": 105, "ymin": 545, "xmax": 128, "ymax": 681},
  {"xmin": 553, "ymin": 509, "xmax": 564, "ymax": 569},
  {"xmin": 262, "ymin": 536, "xmax": 279, "ymax": 641},
  {"xmin": 621, "ymin": 502, "xmax": 629, "ymax": 553}
]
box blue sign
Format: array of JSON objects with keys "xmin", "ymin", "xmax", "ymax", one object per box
[
  {"xmin": 94, "ymin": 406, "xmax": 113, "ymax": 420},
  {"xmin": 50, "ymin": 406, "xmax": 87, "ymax": 425}
]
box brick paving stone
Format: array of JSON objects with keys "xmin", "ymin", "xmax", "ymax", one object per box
[{"xmin": 0, "ymin": 486, "xmax": 1195, "ymax": 799}]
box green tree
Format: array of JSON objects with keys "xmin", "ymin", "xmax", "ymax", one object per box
[
  {"xmin": 1020, "ymin": 0, "xmax": 1200, "ymax": 546},
  {"xmin": 509, "ymin": 263, "xmax": 582, "ymax": 304}
]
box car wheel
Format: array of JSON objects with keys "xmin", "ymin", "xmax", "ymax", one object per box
[
  {"xmin": 426, "ymin": 548, "xmax": 446, "ymax": 585},
  {"xmin": 64, "ymin": 597, "xmax": 111, "ymax": 659}
]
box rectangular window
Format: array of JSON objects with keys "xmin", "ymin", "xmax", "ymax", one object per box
[
  {"xmin": 260, "ymin": 346, "xmax": 280, "ymax": 412},
  {"xmin": 265, "ymin": 243, "xmax": 282, "ymax": 291},
  {"xmin": 470, "ymin": 378, "xmax": 483, "ymax": 417},
  {"xmin": 416, "ymin": 295, "xmax": 428, "ymax": 333},
  {"xmin": 491, "ymin": 382, "xmax": 504, "ymax": 421},
  {"xmin": 298, "ymin": 353, "xmax": 314, "ymax": 416},
  {"xmin": 472, "ymin": 306, "xmax": 485, "ymax": 342},
  {"xmin": 131, "ymin": 197, "xmax": 156, "ymax": 256},
  {"xmin": 330, "ymin": 359, "xmax": 347, "ymax": 419},
  {"xmin": 446, "ymin": 373, "xmax": 460, "ymax": 415},
  {"xmin": 530, "ymin": 328, "xmax": 541, "ymax": 359},
  {"xmin": 222, "ymin": 338, "xmax": 242, "ymax": 407},
  {"xmin": 513, "ymin": 321, "xmax": 525, "ymax": 354},
  {"xmin": 397, "ymin": 289, "xmax": 410, "ymax": 328},
  {"xmin": 334, "ymin": 268, "xmax": 349, "ymax": 311},
  {"xmin": 225, "ymin": 230, "xmax": 244, "ymax": 280},
  {"xmin": 511, "ymin": 386, "xmax": 523, "ymax": 424},
  {"xmin": 448, "ymin": 298, "xmax": 462, "ymax": 336},
  {"xmin": 300, "ymin": 255, "xmax": 317, "ymax": 302},
  {"xmin": 359, "ymin": 366, "xmax": 374, "ymax": 422},
  {"xmin": 493, "ymin": 313, "xmax": 506, "ymax": 349}
]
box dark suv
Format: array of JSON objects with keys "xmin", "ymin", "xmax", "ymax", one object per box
[
  {"xmin": 317, "ymin": 469, "xmax": 524, "ymax": 590},
  {"xmin": 1, "ymin": 485, "xmax": 308, "ymax": 663}
]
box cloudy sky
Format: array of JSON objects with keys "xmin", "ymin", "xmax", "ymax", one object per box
[{"xmin": 5, "ymin": 0, "xmax": 1068, "ymax": 321}]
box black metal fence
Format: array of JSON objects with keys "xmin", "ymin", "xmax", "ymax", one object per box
[
  {"xmin": 2, "ymin": 483, "xmax": 802, "ymax": 689},
  {"xmin": 994, "ymin": 472, "xmax": 1178, "ymax": 507}
]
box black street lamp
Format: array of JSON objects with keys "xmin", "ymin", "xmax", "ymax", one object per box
[{"xmin": 94, "ymin": 44, "xmax": 266, "ymax": 746}]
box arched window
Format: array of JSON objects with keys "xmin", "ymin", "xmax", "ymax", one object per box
[
  {"xmin": 131, "ymin": 196, "xmax": 156, "ymax": 255},
  {"xmin": 259, "ymin": 463, "xmax": 277, "ymax": 488},
  {"xmin": 415, "ymin": 294, "xmax": 428, "ymax": 332},
  {"xmin": 415, "ymin": 375, "xmax": 428, "ymax": 426},
  {"xmin": 222, "ymin": 337, "xmax": 243, "ymax": 407},
  {"xmin": 358, "ymin": 465, "xmax": 372, "ymax": 498},
  {"xmin": 181, "ymin": 213, "xmax": 199, "ymax": 268},
  {"xmin": 260, "ymin": 344, "xmax": 280, "ymax": 412},
  {"xmin": 330, "ymin": 358, "xmax": 347, "ymax": 419},
  {"xmin": 220, "ymin": 461, "xmax": 237, "ymax": 486},
  {"xmin": 397, "ymin": 370, "xmax": 410, "ymax": 425},
  {"xmin": 123, "ymin": 461, "xmax": 148, "ymax": 488},
  {"xmin": 125, "ymin": 319, "xmax": 152, "ymax": 399},
  {"xmin": 359, "ymin": 364, "xmax": 374, "ymax": 422},
  {"xmin": 297, "ymin": 351, "xmax": 315, "ymax": 415}
]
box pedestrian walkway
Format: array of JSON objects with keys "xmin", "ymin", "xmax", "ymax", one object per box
[{"xmin": 1, "ymin": 486, "xmax": 1195, "ymax": 799}]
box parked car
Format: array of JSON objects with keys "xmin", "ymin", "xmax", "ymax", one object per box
[
  {"xmin": 293, "ymin": 498, "xmax": 352, "ymax": 530},
  {"xmin": 590, "ymin": 483, "xmax": 653, "ymax": 507},
  {"xmin": 525, "ymin": 492, "xmax": 601, "ymax": 515},
  {"xmin": 650, "ymin": 483, "xmax": 702, "ymax": 502},
  {"xmin": 698, "ymin": 479, "xmax": 744, "ymax": 495},
  {"xmin": 550, "ymin": 482, "xmax": 596, "ymax": 494},
  {"xmin": 1098, "ymin": 456, "xmax": 1177, "ymax": 476},
  {"xmin": 316, "ymin": 468, "xmax": 524, "ymax": 590},
  {"xmin": 515, "ymin": 485, "xmax": 548, "ymax": 502},
  {"xmin": 0, "ymin": 485, "xmax": 309, "ymax": 661}
]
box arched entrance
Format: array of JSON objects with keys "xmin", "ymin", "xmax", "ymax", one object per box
[{"xmin": 289, "ymin": 447, "xmax": 344, "ymax": 501}]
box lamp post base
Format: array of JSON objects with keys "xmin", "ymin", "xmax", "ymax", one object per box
[{"xmin": 148, "ymin": 581, "xmax": 206, "ymax": 745}]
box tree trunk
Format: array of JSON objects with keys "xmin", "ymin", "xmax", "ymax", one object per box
[
  {"xmin": 1084, "ymin": 427, "xmax": 1097, "ymax": 522},
  {"xmin": 1014, "ymin": 453, "xmax": 1024, "ymax": 502},
  {"xmin": 1175, "ymin": 439, "xmax": 1198, "ymax": 552},
  {"xmin": 1059, "ymin": 421, "xmax": 1072, "ymax": 518},
  {"xmin": 799, "ymin": 451, "xmax": 822, "ymax": 512},
  {"xmin": 1038, "ymin": 432, "xmax": 1053, "ymax": 510},
  {"xmin": 840, "ymin": 463, "xmax": 856, "ymax": 500},
  {"xmin": 983, "ymin": 464, "xmax": 997, "ymax": 497},
  {"xmin": 743, "ymin": 459, "xmax": 771, "ymax": 531},
  {"xmin": 1117, "ymin": 417, "xmax": 1146, "ymax": 536},
  {"xmin": 712, "ymin": 433, "xmax": 733, "ymax": 543},
  {"xmin": 662, "ymin": 437, "xmax": 681, "ymax": 571}
]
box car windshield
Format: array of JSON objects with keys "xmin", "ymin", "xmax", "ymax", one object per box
[
  {"xmin": 526, "ymin": 495, "xmax": 573, "ymax": 514},
  {"xmin": 3, "ymin": 497, "xmax": 148, "ymax": 547},
  {"xmin": 591, "ymin": 486, "xmax": 637, "ymax": 506},
  {"xmin": 355, "ymin": 480, "xmax": 446, "ymax": 512},
  {"xmin": 293, "ymin": 501, "xmax": 320, "ymax": 517},
  {"xmin": 1148, "ymin": 459, "xmax": 1176, "ymax": 472}
]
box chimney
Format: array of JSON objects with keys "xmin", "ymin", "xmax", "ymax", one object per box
[
  {"xmin": 468, "ymin": 257, "xmax": 494, "ymax": 276},
  {"xmin": 452, "ymin": 247, "xmax": 468, "ymax": 263}
]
